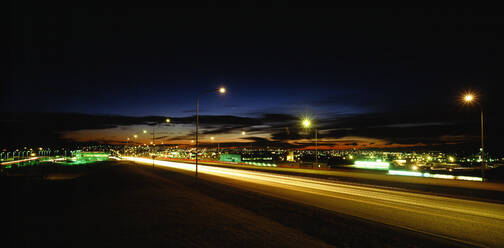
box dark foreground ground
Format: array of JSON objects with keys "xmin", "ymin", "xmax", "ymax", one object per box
[{"xmin": 5, "ymin": 161, "xmax": 468, "ymax": 247}]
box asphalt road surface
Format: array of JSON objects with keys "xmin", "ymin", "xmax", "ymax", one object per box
[{"xmin": 125, "ymin": 157, "xmax": 504, "ymax": 247}]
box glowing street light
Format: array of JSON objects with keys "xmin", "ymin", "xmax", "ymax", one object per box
[
  {"xmin": 124, "ymin": 137, "xmax": 131, "ymax": 155},
  {"xmin": 462, "ymin": 91, "xmax": 486, "ymax": 179},
  {"xmin": 464, "ymin": 94, "xmax": 474, "ymax": 102},
  {"xmin": 195, "ymin": 86, "xmax": 227, "ymax": 180},
  {"xmin": 301, "ymin": 118, "xmax": 318, "ymax": 168},
  {"xmin": 241, "ymin": 131, "xmax": 246, "ymax": 135},
  {"xmin": 302, "ymin": 119, "xmax": 311, "ymax": 128},
  {"xmin": 148, "ymin": 117, "xmax": 172, "ymax": 167},
  {"xmin": 133, "ymin": 134, "xmax": 138, "ymax": 138},
  {"xmin": 210, "ymin": 136, "xmax": 219, "ymax": 153}
]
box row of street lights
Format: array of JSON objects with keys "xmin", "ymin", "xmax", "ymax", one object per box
[
  {"xmin": 298, "ymin": 92, "xmax": 487, "ymax": 179},
  {"xmin": 123, "ymin": 87, "xmax": 227, "ymax": 180},
  {"xmin": 122, "ymin": 88, "xmax": 486, "ymax": 181}
]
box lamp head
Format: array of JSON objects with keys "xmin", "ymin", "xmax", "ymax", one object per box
[
  {"xmin": 219, "ymin": 87, "xmax": 226, "ymax": 94},
  {"xmin": 302, "ymin": 119, "xmax": 311, "ymax": 128}
]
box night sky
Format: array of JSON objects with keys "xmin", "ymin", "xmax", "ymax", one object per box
[{"xmin": 5, "ymin": 5, "xmax": 504, "ymax": 153}]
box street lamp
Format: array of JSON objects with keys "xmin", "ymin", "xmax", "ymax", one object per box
[
  {"xmin": 210, "ymin": 136, "xmax": 220, "ymax": 154},
  {"xmin": 302, "ymin": 118, "xmax": 318, "ymax": 168},
  {"xmin": 148, "ymin": 117, "xmax": 172, "ymax": 167},
  {"xmin": 195, "ymin": 87, "xmax": 226, "ymax": 180},
  {"xmin": 124, "ymin": 137, "xmax": 130, "ymax": 156},
  {"xmin": 463, "ymin": 92, "xmax": 486, "ymax": 179},
  {"xmin": 133, "ymin": 135, "xmax": 138, "ymax": 156}
]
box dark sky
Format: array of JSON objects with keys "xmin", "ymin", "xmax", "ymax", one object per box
[{"xmin": 5, "ymin": 5, "xmax": 504, "ymax": 153}]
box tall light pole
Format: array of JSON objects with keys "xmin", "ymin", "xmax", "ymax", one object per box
[
  {"xmin": 463, "ymin": 92, "xmax": 485, "ymax": 179},
  {"xmin": 145, "ymin": 118, "xmax": 171, "ymax": 167},
  {"xmin": 195, "ymin": 87, "xmax": 226, "ymax": 180},
  {"xmin": 302, "ymin": 118, "xmax": 318, "ymax": 168},
  {"xmin": 124, "ymin": 137, "xmax": 130, "ymax": 156},
  {"xmin": 133, "ymin": 134, "xmax": 138, "ymax": 156},
  {"xmin": 210, "ymin": 136, "xmax": 220, "ymax": 155}
]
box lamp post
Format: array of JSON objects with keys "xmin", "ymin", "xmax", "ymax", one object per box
[
  {"xmin": 133, "ymin": 134, "xmax": 138, "ymax": 156},
  {"xmin": 302, "ymin": 118, "xmax": 318, "ymax": 168},
  {"xmin": 124, "ymin": 137, "xmax": 130, "ymax": 156},
  {"xmin": 144, "ymin": 118, "xmax": 171, "ymax": 167},
  {"xmin": 210, "ymin": 136, "xmax": 220, "ymax": 155},
  {"xmin": 195, "ymin": 87, "xmax": 226, "ymax": 180},
  {"xmin": 463, "ymin": 93, "xmax": 485, "ymax": 179}
]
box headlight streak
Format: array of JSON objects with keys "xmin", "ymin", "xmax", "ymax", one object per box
[
  {"xmin": 124, "ymin": 157, "xmax": 503, "ymax": 221},
  {"xmin": 1, "ymin": 157, "xmax": 40, "ymax": 165},
  {"xmin": 387, "ymin": 170, "xmax": 483, "ymax": 182}
]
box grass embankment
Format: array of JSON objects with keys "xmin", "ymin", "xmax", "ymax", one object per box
[{"xmin": 5, "ymin": 161, "xmax": 331, "ymax": 247}]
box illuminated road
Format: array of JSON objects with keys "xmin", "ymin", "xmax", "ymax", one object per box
[{"xmin": 125, "ymin": 157, "xmax": 504, "ymax": 247}]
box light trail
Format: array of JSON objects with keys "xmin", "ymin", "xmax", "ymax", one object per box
[
  {"xmin": 125, "ymin": 157, "xmax": 504, "ymax": 247},
  {"xmin": 1, "ymin": 157, "xmax": 40, "ymax": 165}
]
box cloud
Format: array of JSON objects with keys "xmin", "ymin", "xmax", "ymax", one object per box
[{"xmin": 0, "ymin": 108, "xmax": 494, "ymax": 150}]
